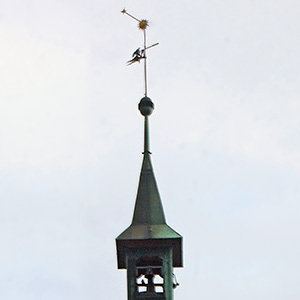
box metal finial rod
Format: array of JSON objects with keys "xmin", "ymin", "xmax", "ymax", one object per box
[
  {"xmin": 138, "ymin": 97, "xmax": 154, "ymax": 153},
  {"xmin": 121, "ymin": 9, "xmax": 141, "ymax": 22},
  {"xmin": 143, "ymin": 30, "xmax": 147, "ymax": 96},
  {"xmin": 122, "ymin": 9, "xmax": 158, "ymax": 97},
  {"xmin": 144, "ymin": 116, "xmax": 150, "ymax": 153},
  {"xmin": 122, "ymin": 9, "xmax": 156, "ymax": 154}
]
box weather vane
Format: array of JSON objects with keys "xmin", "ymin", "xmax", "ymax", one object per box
[{"xmin": 121, "ymin": 9, "xmax": 159, "ymax": 97}]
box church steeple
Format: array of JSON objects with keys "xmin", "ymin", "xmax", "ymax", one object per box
[
  {"xmin": 116, "ymin": 10, "xmax": 182, "ymax": 300},
  {"xmin": 132, "ymin": 97, "xmax": 165, "ymax": 226}
]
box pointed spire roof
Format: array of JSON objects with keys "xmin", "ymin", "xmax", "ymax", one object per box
[
  {"xmin": 116, "ymin": 150, "xmax": 182, "ymax": 269},
  {"xmin": 132, "ymin": 152, "xmax": 165, "ymax": 225},
  {"xmin": 116, "ymin": 152, "xmax": 181, "ymax": 240},
  {"xmin": 116, "ymin": 97, "xmax": 182, "ymax": 269}
]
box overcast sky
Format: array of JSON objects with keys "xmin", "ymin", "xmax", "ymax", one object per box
[{"xmin": 1, "ymin": 1, "xmax": 300, "ymax": 299}]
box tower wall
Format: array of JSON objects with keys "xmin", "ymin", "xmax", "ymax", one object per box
[{"xmin": 125, "ymin": 247, "xmax": 174, "ymax": 300}]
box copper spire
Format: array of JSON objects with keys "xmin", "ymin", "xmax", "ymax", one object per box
[{"xmin": 116, "ymin": 9, "xmax": 182, "ymax": 271}]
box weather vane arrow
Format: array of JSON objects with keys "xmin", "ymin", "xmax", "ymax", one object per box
[{"xmin": 121, "ymin": 9, "xmax": 159, "ymax": 97}]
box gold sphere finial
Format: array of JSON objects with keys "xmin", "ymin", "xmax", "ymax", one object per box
[{"xmin": 138, "ymin": 19, "xmax": 149, "ymax": 30}]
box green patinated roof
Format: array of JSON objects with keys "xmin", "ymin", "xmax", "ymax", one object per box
[
  {"xmin": 132, "ymin": 152, "xmax": 166, "ymax": 226},
  {"xmin": 117, "ymin": 224, "xmax": 181, "ymax": 240},
  {"xmin": 117, "ymin": 152, "xmax": 181, "ymax": 240},
  {"xmin": 116, "ymin": 99, "xmax": 183, "ymax": 269}
]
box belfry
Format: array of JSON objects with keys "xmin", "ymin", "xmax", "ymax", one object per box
[{"xmin": 116, "ymin": 10, "xmax": 183, "ymax": 300}]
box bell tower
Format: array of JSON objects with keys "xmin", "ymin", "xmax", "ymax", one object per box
[{"xmin": 116, "ymin": 10, "xmax": 183, "ymax": 300}]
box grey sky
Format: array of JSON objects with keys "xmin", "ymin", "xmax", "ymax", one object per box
[{"xmin": 0, "ymin": 1, "xmax": 300, "ymax": 299}]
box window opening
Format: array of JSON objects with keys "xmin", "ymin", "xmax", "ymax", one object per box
[
  {"xmin": 137, "ymin": 275, "xmax": 148, "ymax": 293},
  {"xmin": 136, "ymin": 266, "xmax": 164, "ymax": 295}
]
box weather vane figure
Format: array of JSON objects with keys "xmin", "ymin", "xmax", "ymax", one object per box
[
  {"xmin": 127, "ymin": 47, "xmax": 144, "ymax": 65},
  {"xmin": 121, "ymin": 9, "xmax": 159, "ymax": 97}
]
